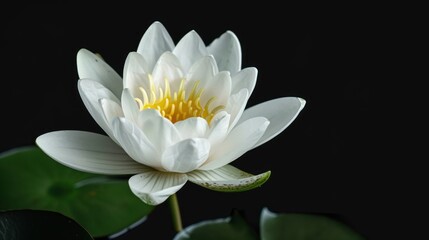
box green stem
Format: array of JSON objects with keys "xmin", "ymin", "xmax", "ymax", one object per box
[{"xmin": 168, "ymin": 193, "xmax": 183, "ymax": 232}]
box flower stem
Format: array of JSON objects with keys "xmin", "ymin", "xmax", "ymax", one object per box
[{"xmin": 168, "ymin": 193, "xmax": 183, "ymax": 232}]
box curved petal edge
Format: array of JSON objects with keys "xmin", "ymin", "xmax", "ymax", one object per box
[{"xmin": 188, "ymin": 165, "xmax": 271, "ymax": 192}]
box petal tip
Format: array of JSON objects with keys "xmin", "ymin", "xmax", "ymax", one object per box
[
  {"xmin": 148, "ymin": 21, "xmax": 166, "ymax": 31},
  {"xmin": 298, "ymin": 97, "xmax": 306, "ymax": 109},
  {"xmin": 77, "ymin": 48, "xmax": 91, "ymax": 56}
]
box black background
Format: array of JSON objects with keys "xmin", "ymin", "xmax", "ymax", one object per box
[{"xmin": 0, "ymin": 3, "xmax": 375, "ymax": 239}]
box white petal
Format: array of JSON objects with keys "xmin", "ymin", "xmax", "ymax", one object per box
[
  {"xmin": 231, "ymin": 67, "xmax": 257, "ymax": 97},
  {"xmin": 207, "ymin": 31, "xmax": 242, "ymax": 74},
  {"xmin": 36, "ymin": 131, "xmax": 149, "ymax": 175},
  {"xmin": 188, "ymin": 165, "xmax": 270, "ymax": 191},
  {"xmin": 151, "ymin": 52, "xmax": 184, "ymax": 91},
  {"xmin": 78, "ymin": 79, "xmax": 119, "ymax": 142},
  {"xmin": 174, "ymin": 117, "xmax": 208, "ymax": 139},
  {"xmin": 201, "ymin": 71, "xmax": 231, "ymax": 109},
  {"xmin": 121, "ymin": 88, "xmax": 139, "ymax": 123},
  {"xmin": 137, "ymin": 21, "xmax": 175, "ymax": 71},
  {"xmin": 111, "ymin": 117, "xmax": 162, "ymax": 169},
  {"xmin": 173, "ymin": 30, "xmax": 208, "ymax": 73},
  {"xmin": 238, "ymin": 97, "xmax": 306, "ymax": 149},
  {"xmin": 137, "ymin": 109, "xmax": 181, "ymax": 151},
  {"xmin": 225, "ymin": 89, "xmax": 249, "ymax": 131},
  {"xmin": 99, "ymin": 98, "xmax": 124, "ymax": 127},
  {"xmin": 200, "ymin": 117, "xmax": 269, "ymax": 170},
  {"xmin": 77, "ymin": 48, "xmax": 122, "ymax": 98},
  {"xmin": 206, "ymin": 111, "xmax": 230, "ymax": 149},
  {"xmin": 123, "ymin": 52, "xmax": 150, "ymax": 98},
  {"xmin": 161, "ymin": 138, "xmax": 210, "ymax": 173},
  {"xmin": 124, "ymin": 51, "xmax": 150, "ymax": 75},
  {"xmin": 186, "ymin": 56, "xmax": 218, "ymax": 95},
  {"xmin": 129, "ymin": 171, "xmax": 187, "ymax": 205}
]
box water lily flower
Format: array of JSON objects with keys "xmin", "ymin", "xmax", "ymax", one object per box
[{"xmin": 36, "ymin": 21, "xmax": 306, "ymax": 205}]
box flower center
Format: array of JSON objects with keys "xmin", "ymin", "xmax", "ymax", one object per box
[{"xmin": 134, "ymin": 77, "xmax": 224, "ymax": 124}]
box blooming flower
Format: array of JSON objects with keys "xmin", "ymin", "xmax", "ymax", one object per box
[{"xmin": 36, "ymin": 21, "xmax": 306, "ymax": 205}]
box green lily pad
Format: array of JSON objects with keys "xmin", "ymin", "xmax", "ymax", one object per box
[
  {"xmin": 0, "ymin": 146, "xmax": 154, "ymax": 238},
  {"xmin": 0, "ymin": 209, "xmax": 93, "ymax": 240},
  {"xmin": 260, "ymin": 208, "xmax": 366, "ymax": 240},
  {"xmin": 174, "ymin": 209, "xmax": 258, "ymax": 240},
  {"xmin": 175, "ymin": 208, "xmax": 366, "ymax": 240}
]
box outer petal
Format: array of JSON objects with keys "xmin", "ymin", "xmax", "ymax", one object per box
[
  {"xmin": 78, "ymin": 79, "xmax": 119, "ymax": 143},
  {"xmin": 173, "ymin": 30, "xmax": 208, "ymax": 73},
  {"xmin": 137, "ymin": 21, "xmax": 175, "ymax": 71},
  {"xmin": 111, "ymin": 117, "xmax": 162, "ymax": 169},
  {"xmin": 123, "ymin": 52, "xmax": 150, "ymax": 98},
  {"xmin": 199, "ymin": 117, "xmax": 269, "ymax": 170},
  {"xmin": 231, "ymin": 67, "xmax": 257, "ymax": 97},
  {"xmin": 161, "ymin": 138, "xmax": 210, "ymax": 173},
  {"xmin": 36, "ymin": 131, "xmax": 150, "ymax": 175},
  {"xmin": 129, "ymin": 171, "xmax": 187, "ymax": 205},
  {"xmin": 77, "ymin": 48, "xmax": 122, "ymax": 98},
  {"xmin": 188, "ymin": 165, "xmax": 270, "ymax": 192},
  {"xmin": 207, "ymin": 31, "xmax": 242, "ymax": 74},
  {"xmin": 238, "ymin": 97, "xmax": 306, "ymax": 149}
]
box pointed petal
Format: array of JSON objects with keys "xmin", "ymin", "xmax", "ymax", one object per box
[
  {"xmin": 152, "ymin": 52, "xmax": 184, "ymax": 91},
  {"xmin": 173, "ymin": 30, "xmax": 208, "ymax": 73},
  {"xmin": 225, "ymin": 89, "xmax": 249, "ymax": 131},
  {"xmin": 174, "ymin": 117, "xmax": 208, "ymax": 139},
  {"xmin": 239, "ymin": 97, "xmax": 306, "ymax": 149},
  {"xmin": 137, "ymin": 109, "xmax": 181, "ymax": 151},
  {"xmin": 129, "ymin": 171, "xmax": 187, "ymax": 205},
  {"xmin": 77, "ymin": 48, "xmax": 122, "ymax": 98},
  {"xmin": 231, "ymin": 67, "xmax": 257, "ymax": 97},
  {"xmin": 124, "ymin": 51, "xmax": 150, "ymax": 74},
  {"xmin": 161, "ymin": 138, "xmax": 210, "ymax": 173},
  {"xmin": 123, "ymin": 52, "xmax": 151, "ymax": 98},
  {"xmin": 207, "ymin": 31, "xmax": 242, "ymax": 74},
  {"xmin": 121, "ymin": 88, "xmax": 139, "ymax": 123},
  {"xmin": 78, "ymin": 79, "xmax": 119, "ymax": 142},
  {"xmin": 111, "ymin": 117, "xmax": 162, "ymax": 169},
  {"xmin": 189, "ymin": 165, "xmax": 270, "ymax": 192},
  {"xmin": 137, "ymin": 21, "xmax": 175, "ymax": 71},
  {"xmin": 200, "ymin": 117, "xmax": 269, "ymax": 170},
  {"xmin": 36, "ymin": 131, "xmax": 149, "ymax": 175}
]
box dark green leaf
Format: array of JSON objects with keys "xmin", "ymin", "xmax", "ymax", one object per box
[
  {"xmin": 174, "ymin": 210, "xmax": 258, "ymax": 240},
  {"xmin": 260, "ymin": 208, "xmax": 366, "ymax": 240},
  {"xmin": 0, "ymin": 146, "xmax": 154, "ymax": 238},
  {"xmin": 0, "ymin": 209, "xmax": 93, "ymax": 240}
]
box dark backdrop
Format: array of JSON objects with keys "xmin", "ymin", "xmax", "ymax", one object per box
[{"xmin": 0, "ymin": 3, "xmax": 374, "ymax": 239}]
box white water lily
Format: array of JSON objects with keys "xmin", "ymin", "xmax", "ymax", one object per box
[{"xmin": 36, "ymin": 21, "xmax": 306, "ymax": 205}]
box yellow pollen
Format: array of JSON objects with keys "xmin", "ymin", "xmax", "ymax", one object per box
[{"xmin": 134, "ymin": 78, "xmax": 224, "ymax": 124}]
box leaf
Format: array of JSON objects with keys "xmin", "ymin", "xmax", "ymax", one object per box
[
  {"xmin": 260, "ymin": 208, "xmax": 366, "ymax": 240},
  {"xmin": 0, "ymin": 146, "xmax": 154, "ymax": 238},
  {"xmin": 0, "ymin": 209, "xmax": 93, "ymax": 240},
  {"xmin": 174, "ymin": 209, "xmax": 258, "ymax": 240}
]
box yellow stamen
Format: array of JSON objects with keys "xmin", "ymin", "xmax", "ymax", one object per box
[{"xmin": 134, "ymin": 78, "xmax": 224, "ymax": 124}]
